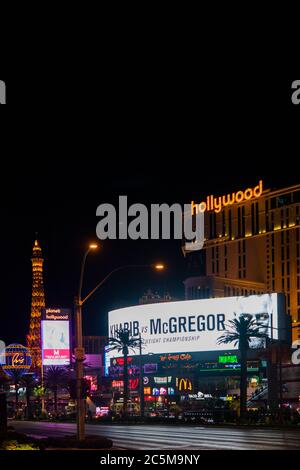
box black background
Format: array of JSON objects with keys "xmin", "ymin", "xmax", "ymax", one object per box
[{"xmin": 0, "ymin": 74, "xmax": 299, "ymax": 345}]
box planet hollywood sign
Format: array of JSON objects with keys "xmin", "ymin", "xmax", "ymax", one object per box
[{"xmin": 191, "ymin": 180, "xmax": 263, "ymax": 215}]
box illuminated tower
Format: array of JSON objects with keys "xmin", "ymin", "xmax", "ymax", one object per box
[{"xmin": 27, "ymin": 238, "xmax": 45, "ymax": 369}]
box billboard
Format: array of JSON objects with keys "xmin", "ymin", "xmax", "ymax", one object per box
[
  {"xmin": 107, "ymin": 294, "xmax": 282, "ymax": 361},
  {"xmin": 42, "ymin": 309, "xmax": 71, "ymax": 366}
]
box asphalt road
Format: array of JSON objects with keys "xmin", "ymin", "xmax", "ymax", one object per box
[{"xmin": 12, "ymin": 421, "xmax": 300, "ymax": 450}]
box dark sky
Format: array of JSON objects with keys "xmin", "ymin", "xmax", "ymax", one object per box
[{"xmin": 0, "ymin": 77, "xmax": 299, "ymax": 345}]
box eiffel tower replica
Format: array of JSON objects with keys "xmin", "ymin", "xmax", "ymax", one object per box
[{"xmin": 27, "ymin": 237, "xmax": 46, "ymax": 370}]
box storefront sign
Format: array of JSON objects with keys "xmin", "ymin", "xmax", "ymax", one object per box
[{"xmin": 176, "ymin": 378, "xmax": 192, "ymax": 392}]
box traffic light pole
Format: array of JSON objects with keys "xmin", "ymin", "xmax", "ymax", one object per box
[
  {"xmin": 139, "ymin": 334, "xmax": 144, "ymax": 420},
  {"xmin": 75, "ymin": 297, "xmax": 85, "ymax": 441}
]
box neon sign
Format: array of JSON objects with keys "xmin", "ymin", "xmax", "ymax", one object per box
[
  {"xmin": 218, "ymin": 355, "xmax": 238, "ymax": 364},
  {"xmin": 160, "ymin": 353, "xmax": 192, "ymax": 362},
  {"xmin": 191, "ymin": 180, "xmax": 263, "ymax": 214},
  {"xmin": 176, "ymin": 378, "xmax": 192, "ymax": 392}
]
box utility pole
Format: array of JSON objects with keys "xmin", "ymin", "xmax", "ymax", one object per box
[{"xmin": 139, "ymin": 334, "xmax": 144, "ymax": 420}]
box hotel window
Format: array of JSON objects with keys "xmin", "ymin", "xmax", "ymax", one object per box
[
  {"xmin": 265, "ymin": 200, "xmax": 269, "ymax": 231},
  {"xmin": 255, "ymin": 203, "xmax": 259, "ymax": 234},
  {"xmin": 287, "ymin": 262, "xmax": 290, "ymax": 276},
  {"xmin": 222, "ymin": 211, "xmax": 226, "ymax": 237},
  {"xmin": 298, "ymin": 292, "xmax": 300, "ymax": 306},
  {"xmin": 286, "ymin": 208, "xmax": 290, "ymax": 227},
  {"xmin": 251, "ymin": 204, "xmax": 255, "ymax": 234},
  {"xmin": 296, "ymin": 207, "xmax": 300, "ymax": 226},
  {"xmin": 282, "ymin": 279, "xmax": 285, "ymax": 291},
  {"xmin": 281, "ymin": 210, "xmax": 284, "ymax": 229},
  {"xmin": 287, "ymin": 278, "xmax": 290, "ymax": 290},
  {"xmin": 228, "ymin": 210, "xmax": 232, "ymax": 239},
  {"xmin": 271, "ymin": 211, "xmax": 274, "ymax": 231},
  {"xmin": 238, "ymin": 207, "xmax": 242, "ymax": 238},
  {"xmin": 216, "ymin": 246, "xmax": 219, "ymax": 274},
  {"xmin": 210, "ymin": 213, "xmax": 217, "ymax": 239}
]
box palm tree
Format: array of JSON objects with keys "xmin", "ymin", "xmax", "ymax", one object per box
[
  {"xmin": 21, "ymin": 373, "xmax": 36, "ymax": 419},
  {"xmin": 217, "ymin": 316, "xmax": 266, "ymax": 420},
  {"xmin": 8, "ymin": 369, "xmax": 24, "ymax": 412},
  {"xmin": 107, "ymin": 329, "xmax": 142, "ymax": 417},
  {"xmin": 33, "ymin": 384, "xmax": 45, "ymax": 414},
  {"xmin": 44, "ymin": 366, "xmax": 69, "ymax": 414},
  {"xmin": 0, "ymin": 366, "xmax": 9, "ymax": 433}
]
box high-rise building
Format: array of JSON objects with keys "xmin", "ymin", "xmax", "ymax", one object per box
[
  {"xmin": 184, "ymin": 182, "xmax": 300, "ymax": 342},
  {"xmin": 27, "ymin": 239, "xmax": 46, "ymax": 369}
]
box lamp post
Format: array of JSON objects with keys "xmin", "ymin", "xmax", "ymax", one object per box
[
  {"xmin": 75, "ymin": 243, "xmax": 99, "ymax": 441},
  {"xmin": 74, "ymin": 251, "xmax": 165, "ymax": 441}
]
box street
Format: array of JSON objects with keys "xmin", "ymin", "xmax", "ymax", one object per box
[{"xmin": 12, "ymin": 421, "xmax": 300, "ymax": 450}]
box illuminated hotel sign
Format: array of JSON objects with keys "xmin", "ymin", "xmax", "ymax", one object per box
[
  {"xmin": 43, "ymin": 308, "xmax": 70, "ymax": 321},
  {"xmin": 191, "ymin": 180, "xmax": 263, "ymax": 214}
]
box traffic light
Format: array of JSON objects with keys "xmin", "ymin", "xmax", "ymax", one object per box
[
  {"xmin": 69, "ymin": 379, "xmax": 77, "ymax": 399},
  {"xmin": 81, "ymin": 378, "xmax": 91, "ymax": 398},
  {"xmin": 69, "ymin": 378, "xmax": 91, "ymax": 399}
]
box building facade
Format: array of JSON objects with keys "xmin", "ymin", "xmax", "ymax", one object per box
[{"xmin": 184, "ymin": 182, "xmax": 300, "ymax": 342}]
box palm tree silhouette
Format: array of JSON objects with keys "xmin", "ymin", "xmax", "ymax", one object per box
[
  {"xmin": 107, "ymin": 329, "xmax": 142, "ymax": 417},
  {"xmin": 21, "ymin": 373, "xmax": 36, "ymax": 419},
  {"xmin": 44, "ymin": 366, "xmax": 69, "ymax": 414},
  {"xmin": 218, "ymin": 316, "xmax": 266, "ymax": 419}
]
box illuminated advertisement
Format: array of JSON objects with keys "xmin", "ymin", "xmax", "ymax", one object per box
[
  {"xmin": 42, "ymin": 320, "xmax": 70, "ymax": 366},
  {"xmin": 107, "ymin": 295, "xmax": 281, "ymax": 364}
]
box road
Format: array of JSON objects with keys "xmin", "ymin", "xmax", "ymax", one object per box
[{"xmin": 11, "ymin": 421, "xmax": 300, "ymax": 450}]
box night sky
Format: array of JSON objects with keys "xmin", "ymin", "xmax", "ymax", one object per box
[{"xmin": 0, "ymin": 77, "xmax": 298, "ymax": 345}]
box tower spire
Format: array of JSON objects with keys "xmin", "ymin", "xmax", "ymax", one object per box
[{"xmin": 27, "ymin": 236, "xmax": 46, "ymax": 369}]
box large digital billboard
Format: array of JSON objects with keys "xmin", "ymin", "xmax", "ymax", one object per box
[
  {"xmin": 41, "ymin": 308, "xmax": 71, "ymax": 366},
  {"xmin": 107, "ymin": 294, "xmax": 283, "ymax": 360}
]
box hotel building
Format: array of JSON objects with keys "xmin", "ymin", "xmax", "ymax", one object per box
[{"xmin": 184, "ymin": 183, "xmax": 300, "ymax": 342}]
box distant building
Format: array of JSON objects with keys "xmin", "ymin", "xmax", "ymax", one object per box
[
  {"xmin": 27, "ymin": 238, "xmax": 45, "ymax": 369},
  {"xmin": 139, "ymin": 289, "xmax": 174, "ymax": 305},
  {"xmin": 83, "ymin": 336, "xmax": 107, "ymax": 355}
]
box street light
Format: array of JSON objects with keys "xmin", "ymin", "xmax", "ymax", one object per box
[
  {"xmin": 75, "ymin": 243, "xmax": 99, "ymax": 441},
  {"xmin": 154, "ymin": 264, "xmax": 165, "ymax": 271},
  {"xmin": 74, "ymin": 251, "xmax": 165, "ymax": 441}
]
